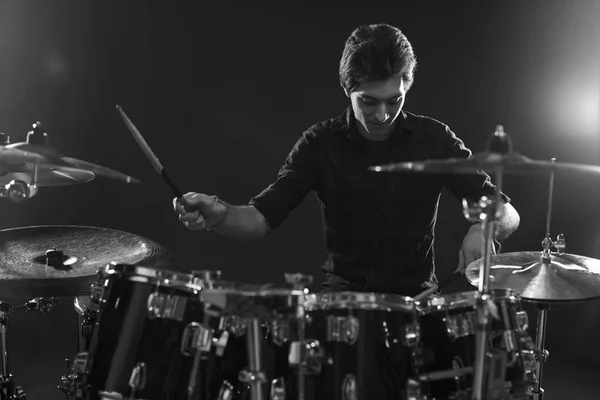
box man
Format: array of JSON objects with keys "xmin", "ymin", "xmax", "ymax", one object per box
[{"xmin": 173, "ymin": 23, "xmax": 520, "ymax": 297}]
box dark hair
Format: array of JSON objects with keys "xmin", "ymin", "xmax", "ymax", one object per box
[{"xmin": 339, "ymin": 24, "xmax": 417, "ymax": 93}]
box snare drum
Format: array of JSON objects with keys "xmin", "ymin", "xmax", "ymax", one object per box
[
  {"xmin": 67, "ymin": 263, "xmax": 216, "ymax": 400},
  {"xmin": 415, "ymin": 289, "xmax": 536, "ymax": 400},
  {"xmin": 268, "ymin": 291, "xmax": 420, "ymax": 400}
]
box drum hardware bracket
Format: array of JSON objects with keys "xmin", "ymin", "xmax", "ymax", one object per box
[
  {"xmin": 0, "ymin": 180, "xmax": 38, "ymax": 203},
  {"xmin": 0, "ymin": 374, "xmax": 26, "ymax": 400},
  {"xmin": 57, "ymin": 353, "xmax": 87, "ymax": 398},
  {"xmin": 191, "ymin": 269, "xmax": 222, "ymax": 289},
  {"xmin": 22, "ymin": 297, "xmax": 57, "ymax": 314},
  {"xmin": 218, "ymin": 315, "xmax": 247, "ymax": 337}
]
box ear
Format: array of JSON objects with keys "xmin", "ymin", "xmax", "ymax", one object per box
[{"xmin": 343, "ymin": 87, "xmax": 351, "ymax": 98}]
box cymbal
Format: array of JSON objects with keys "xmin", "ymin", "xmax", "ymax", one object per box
[
  {"xmin": 465, "ymin": 251, "xmax": 600, "ymax": 302},
  {"xmin": 0, "ymin": 225, "xmax": 175, "ymax": 301},
  {"xmin": 0, "ymin": 166, "xmax": 95, "ymax": 186},
  {"xmin": 1, "ymin": 143, "xmax": 140, "ymax": 184},
  {"xmin": 369, "ymin": 152, "xmax": 600, "ymax": 176}
]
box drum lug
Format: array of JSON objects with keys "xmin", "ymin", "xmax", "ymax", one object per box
[
  {"xmin": 270, "ymin": 377, "xmax": 286, "ymax": 400},
  {"xmin": 90, "ymin": 281, "xmax": 105, "ymax": 303},
  {"xmin": 288, "ymin": 339, "xmax": 325, "ymax": 375},
  {"xmin": 341, "ymin": 373, "xmax": 357, "ymax": 400},
  {"xmin": 516, "ymin": 310, "xmax": 529, "ymax": 331},
  {"xmin": 128, "ymin": 362, "xmax": 147, "ymax": 392},
  {"xmin": 326, "ymin": 315, "xmax": 359, "ymax": 345},
  {"xmin": 271, "ymin": 317, "xmax": 290, "ymax": 346},
  {"xmin": 443, "ymin": 312, "xmax": 475, "ymax": 341},
  {"xmin": 405, "ymin": 378, "xmax": 425, "ymax": 400},
  {"xmin": 217, "ymin": 381, "xmax": 235, "ymax": 400},
  {"xmin": 147, "ymin": 293, "xmax": 188, "ymax": 321},
  {"xmin": 181, "ymin": 322, "xmax": 214, "ymax": 356},
  {"xmin": 403, "ymin": 322, "xmax": 421, "ymax": 347}
]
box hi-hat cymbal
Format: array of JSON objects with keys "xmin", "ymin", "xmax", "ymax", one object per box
[
  {"xmin": 0, "ymin": 166, "xmax": 95, "ymax": 186},
  {"xmin": 465, "ymin": 251, "xmax": 600, "ymax": 302},
  {"xmin": 1, "ymin": 143, "xmax": 140, "ymax": 184},
  {"xmin": 370, "ymin": 152, "xmax": 600, "ymax": 176},
  {"xmin": 0, "ymin": 225, "xmax": 175, "ymax": 301}
]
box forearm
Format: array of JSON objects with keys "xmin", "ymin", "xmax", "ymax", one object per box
[{"xmin": 212, "ymin": 203, "xmax": 270, "ymax": 240}]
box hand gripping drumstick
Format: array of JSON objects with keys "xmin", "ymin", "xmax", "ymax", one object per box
[
  {"xmin": 115, "ymin": 105, "xmax": 190, "ymax": 209},
  {"xmin": 413, "ymin": 270, "xmax": 463, "ymax": 301}
]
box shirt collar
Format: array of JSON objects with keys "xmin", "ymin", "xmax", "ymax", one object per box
[{"xmin": 333, "ymin": 106, "xmax": 412, "ymax": 143}]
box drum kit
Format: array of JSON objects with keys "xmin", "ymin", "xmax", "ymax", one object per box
[{"xmin": 0, "ymin": 118, "xmax": 597, "ymax": 400}]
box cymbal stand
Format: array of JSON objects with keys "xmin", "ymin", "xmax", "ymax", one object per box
[
  {"xmin": 464, "ymin": 125, "xmax": 511, "ymax": 400},
  {"xmin": 463, "ymin": 180, "xmax": 503, "ymax": 400},
  {"xmin": 284, "ymin": 273, "xmax": 314, "ymax": 400},
  {"xmin": 531, "ymin": 158, "xmax": 561, "ymax": 400},
  {"xmin": 0, "ymin": 303, "xmax": 26, "ymax": 400},
  {"xmin": 238, "ymin": 318, "xmax": 266, "ymax": 400}
]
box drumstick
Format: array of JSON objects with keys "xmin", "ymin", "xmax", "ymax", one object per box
[
  {"xmin": 116, "ymin": 105, "xmax": 190, "ymax": 209},
  {"xmin": 413, "ymin": 270, "xmax": 463, "ymax": 301}
]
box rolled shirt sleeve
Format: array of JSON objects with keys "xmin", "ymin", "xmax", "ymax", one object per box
[{"xmin": 249, "ymin": 131, "xmax": 318, "ymax": 230}]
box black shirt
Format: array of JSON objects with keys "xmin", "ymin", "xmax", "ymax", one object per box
[{"xmin": 250, "ymin": 107, "xmax": 508, "ymax": 296}]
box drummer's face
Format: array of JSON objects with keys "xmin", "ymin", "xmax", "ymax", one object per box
[{"xmin": 345, "ymin": 75, "xmax": 406, "ymax": 141}]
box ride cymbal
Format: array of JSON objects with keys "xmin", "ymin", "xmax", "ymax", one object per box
[
  {"xmin": 465, "ymin": 251, "xmax": 600, "ymax": 302},
  {"xmin": 0, "ymin": 225, "xmax": 175, "ymax": 300},
  {"xmin": 369, "ymin": 152, "xmax": 600, "ymax": 176}
]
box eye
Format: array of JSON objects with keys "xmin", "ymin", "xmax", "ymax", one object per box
[
  {"xmin": 388, "ymin": 97, "xmax": 403, "ymax": 105},
  {"xmin": 360, "ymin": 98, "xmax": 377, "ymax": 106}
]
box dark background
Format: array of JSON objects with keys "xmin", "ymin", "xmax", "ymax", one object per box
[{"xmin": 0, "ymin": 1, "xmax": 599, "ymax": 398}]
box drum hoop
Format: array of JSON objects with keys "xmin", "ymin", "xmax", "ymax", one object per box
[
  {"xmin": 304, "ymin": 291, "xmax": 415, "ymax": 312},
  {"xmin": 416, "ymin": 288, "xmax": 518, "ymax": 314},
  {"xmin": 105, "ymin": 264, "xmax": 198, "ymax": 292}
]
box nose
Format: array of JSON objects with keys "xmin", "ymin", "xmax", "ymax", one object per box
[{"xmin": 375, "ymin": 104, "xmax": 390, "ymax": 123}]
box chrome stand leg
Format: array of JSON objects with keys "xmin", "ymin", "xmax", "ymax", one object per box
[
  {"xmin": 0, "ymin": 304, "xmax": 26, "ymax": 400},
  {"xmin": 239, "ymin": 318, "xmax": 266, "ymax": 400},
  {"xmin": 532, "ymin": 304, "xmax": 549, "ymax": 400}
]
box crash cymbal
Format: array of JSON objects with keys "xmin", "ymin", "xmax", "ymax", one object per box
[
  {"xmin": 0, "ymin": 225, "xmax": 175, "ymax": 301},
  {"xmin": 369, "ymin": 152, "xmax": 600, "ymax": 176},
  {"xmin": 2, "ymin": 143, "xmax": 140, "ymax": 184},
  {"xmin": 465, "ymin": 251, "xmax": 600, "ymax": 302}
]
